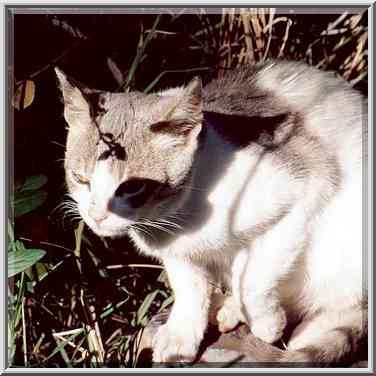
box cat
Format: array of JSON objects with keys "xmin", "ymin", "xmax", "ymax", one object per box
[{"xmin": 56, "ymin": 60, "xmax": 367, "ymax": 366}]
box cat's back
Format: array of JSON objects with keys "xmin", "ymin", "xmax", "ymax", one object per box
[
  {"xmin": 203, "ymin": 60, "xmax": 365, "ymax": 173},
  {"xmin": 255, "ymin": 60, "xmax": 365, "ymax": 151},
  {"xmin": 203, "ymin": 59, "xmax": 365, "ymax": 116}
]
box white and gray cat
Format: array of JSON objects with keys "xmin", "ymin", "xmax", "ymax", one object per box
[{"xmin": 56, "ymin": 60, "xmax": 367, "ymax": 365}]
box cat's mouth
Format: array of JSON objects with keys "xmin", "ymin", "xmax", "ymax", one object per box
[
  {"xmin": 90, "ymin": 224, "xmax": 133, "ymax": 239},
  {"xmin": 84, "ymin": 214, "xmax": 135, "ymax": 238}
]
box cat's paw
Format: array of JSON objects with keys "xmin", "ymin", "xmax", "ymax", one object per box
[
  {"xmin": 216, "ymin": 296, "xmax": 244, "ymax": 333},
  {"xmin": 152, "ymin": 322, "xmax": 201, "ymax": 364},
  {"xmin": 251, "ymin": 306, "xmax": 287, "ymax": 344}
]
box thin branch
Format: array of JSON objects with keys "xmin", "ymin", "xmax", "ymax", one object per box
[
  {"xmin": 278, "ymin": 18, "xmax": 293, "ymax": 58},
  {"xmin": 326, "ymin": 12, "xmax": 348, "ymax": 32},
  {"xmin": 349, "ymin": 70, "xmax": 367, "ymax": 87},
  {"xmin": 19, "ymin": 237, "xmax": 75, "ymax": 254},
  {"xmin": 241, "ymin": 10, "xmax": 255, "ymax": 63},
  {"xmin": 262, "ymin": 8, "xmax": 275, "ymax": 62},
  {"xmin": 106, "ymin": 264, "xmax": 163, "ymax": 270},
  {"xmin": 16, "ymin": 41, "xmax": 81, "ymax": 86},
  {"xmin": 22, "ymin": 297, "xmax": 27, "ymax": 367}
]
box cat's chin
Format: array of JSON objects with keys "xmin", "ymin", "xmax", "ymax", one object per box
[{"xmin": 88, "ymin": 224, "xmax": 131, "ymax": 239}]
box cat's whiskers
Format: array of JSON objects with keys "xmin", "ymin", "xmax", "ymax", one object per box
[
  {"xmin": 50, "ymin": 141, "xmax": 66, "ymax": 149},
  {"xmin": 52, "ymin": 197, "xmax": 81, "ymax": 229},
  {"xmin": 140, "ymin": 219, "xmax": 176, "ymax": 236},
  {"xmin": 146, "ymin": 222, "xmax": 175, "ymax": 236},
  {"xmin": 153, "ymin": 218, "xmax": 183, "ymax": 230},
  {"xmin": 169, "ymin": 209, "xmax": 196, "ymax": 221},
  {"xmin": 131, "ymin": 223, "xmax": 157, "ymax": 241}
]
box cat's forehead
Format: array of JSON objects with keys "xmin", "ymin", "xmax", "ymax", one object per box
[
  {"xmin": 89, "ymin": 92, "xmax": 174, "ymax": 172},
  {"xmin": 99, "ymin": 91, "xmax": 173, "ymax": 132}
]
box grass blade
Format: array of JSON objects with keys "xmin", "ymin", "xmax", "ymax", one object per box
[
  {"xmin": 136, "ymin": 290, "xmax": 160, "ymax": 326},
  {"xmin": 45, "ymin": 330, "xmax": 83, "ymax": 364},
  {"xmin": 123, "ymin": 15, "xmax": 161, "ymax": 90},
  {"xmin": 144, "ymin": 66, "xmax": 210, "ymax": 93}
]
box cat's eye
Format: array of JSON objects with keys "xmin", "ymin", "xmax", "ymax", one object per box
[
  {"xmin": 116, "ymin": 179, "xmax": 146, "ymax": 196},
  {"xmin": 72, "ymin": 171, "xmax": 90, "ymax": 186}
]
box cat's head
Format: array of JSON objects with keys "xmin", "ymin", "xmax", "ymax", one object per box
[{"xmin": 55, "ymin": 68, "xmax": 203, "ymax": 238}]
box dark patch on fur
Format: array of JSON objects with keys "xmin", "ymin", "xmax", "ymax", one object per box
[
  {"xmin": 94, "ymin": 125, "xmax": 127, "ymax": 161},
  {"xmin": 110, "ymin": 177, "xmax": 183, "ymax": 216},
  {"xmin": 84, "ymin": 92, "xmax": 109, "ymax": 119},
  {"xmin": 115, "ymin": 178, "xmax": 163, "ymax": 209},
  {"xmin": 203, "ymin": 64, "xmax": 287, "ymax": 116},
  {"xmin": 204, "ymin": 111, "xmax": 290, "ymax": 149}
]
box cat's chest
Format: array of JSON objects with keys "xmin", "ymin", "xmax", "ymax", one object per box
[
  {"xmin": 130, "ymin": 151, "xmax": 296, "ymax": 260},
  {"xmin": 130, "ymin": 213, "xmax": 231, "ymax": 259},
  {"xmin": 131, "ymin": 147, "xmax": 295, "ymax": 263}
]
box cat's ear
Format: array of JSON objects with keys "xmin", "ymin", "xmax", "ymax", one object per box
[
  {"xmin": 55, "ymin": 67, "xmax": 91, "ymax": 128},
  {"xmin": 151, "ymin": 77, "xmax": 203, "ymax": 140},
  {"xmin": 178, "ymin": 76, "xmax": 203, "ymax": 125}
]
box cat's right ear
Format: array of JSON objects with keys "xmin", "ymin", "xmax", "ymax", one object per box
[{"xmin": 55, "ymin": 67, "xmax": 91, "ymax": 128}]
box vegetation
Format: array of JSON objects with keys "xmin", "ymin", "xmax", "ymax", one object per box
[{"xmin": 9, "ymin": 8, "xmax": 368, "ymax": 367}]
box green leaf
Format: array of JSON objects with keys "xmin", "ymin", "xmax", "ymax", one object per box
[
  {"xmin": 100, "ymin": 297, "xmax": 129, "ymax": 320},
  {"xmin": 35, "ymin": 262, "xmax": 49, "ymax": 281},
  {"xmin": 14, "ymin": 190, "xmax": 48, "ymax": 217},
  {"xmin": 8, "ymin": 246, "xmax": 46, "ymax": 278},
  {"xmin": 26, "ymin": 281, "xmax": 34, "ymax": 294},
  {"xmin": 158, "ymin": 295, "xmax": 174, "ymax": 313},
  {"xmin": 8, "ymin": 219, "xmax": 15, "ymax": 244},
  {"xmin": 20, "ymin": 174, "xmax": 48, "ymax": 192},
  {"xmin": 136, "ymin": 290, "xmax": 160, "ymax": 326},
  {"xmin": 157, "ymin": 270, "xmax": 167, "ymax": 283},
  {"xmin": 13, "ymin": 240, "xmax": 26, "ymax": 252}
]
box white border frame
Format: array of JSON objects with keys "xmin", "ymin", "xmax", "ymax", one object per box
[{"xmin": 1, "ymin": 1, "xmax": 373, "ymax": 373}]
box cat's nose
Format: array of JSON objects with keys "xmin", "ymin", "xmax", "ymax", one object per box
[{"xmin": 88, "ymin": 205, "xmax": 109, "ymax": 224}]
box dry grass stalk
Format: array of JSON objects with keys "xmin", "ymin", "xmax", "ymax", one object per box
[{"xmin": 204, "ymin": 8, "xmax": 367, "ymax": 89}]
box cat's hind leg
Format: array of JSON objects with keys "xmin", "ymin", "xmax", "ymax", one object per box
[{"xmin": 284, "ymin": 304, "xmax": 367, "ymax": 364}]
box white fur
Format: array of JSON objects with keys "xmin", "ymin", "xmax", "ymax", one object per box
[
  {"xmin": 158, "ymin": 87, "xmax": 185, "ymax": 97},
  {"xmin": 142, "ymin": 65, "xmax": 364, "ymax": 362},
  {"xmin": 71, "ymin": 62, "xmax": 366, "ymax": 363},
  {"xmin": 72, "ymin": 161, "xmax": 136, "ymax": 237},
  {"xmin": 131, "ymin": 112, "xmax": 363, "ymax": 362}
]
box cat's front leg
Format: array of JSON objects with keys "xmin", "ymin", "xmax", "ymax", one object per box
[
  {"xmin": 244, "ymin": 288, "xmax": 287, "ymax": 344},
  {"xmin": 216, "ymin": 249, "xmax": 248, "ymax": 333},
  {"xmin": 241, "ymin": 205, "xmax": 308, "ymax": 344},
  {"xmin": 152, "ymin": 257, "xmax": 211, "ymax": 364}
]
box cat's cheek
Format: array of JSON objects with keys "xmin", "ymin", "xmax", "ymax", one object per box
[{"xmin": 72, "ymin": 189, "xmax": 92, "ymax": 224}]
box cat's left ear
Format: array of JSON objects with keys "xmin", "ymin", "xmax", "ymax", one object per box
[
  {"xmin": 179, "ymin": 76, "xmax": 203, "ymax": 126},
  {"xmin": 55, "ymin": 67, "xmax": 91, "ymax": 128}
]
